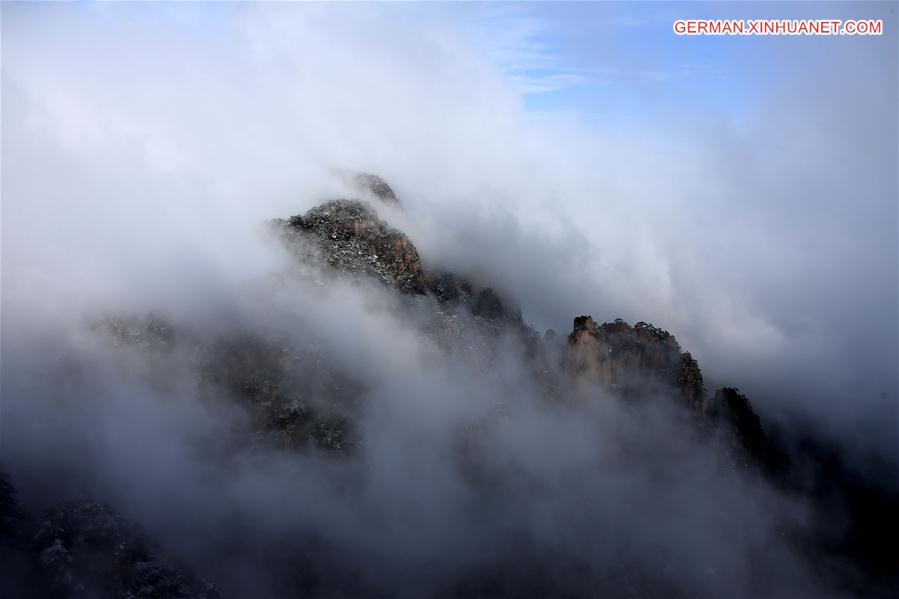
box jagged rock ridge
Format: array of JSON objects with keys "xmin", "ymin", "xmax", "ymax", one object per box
[
  {"xmin": 267, "ymin": 176, "xmax": 773, "ymax": 472},
  {"xmin": 107, "ymin": 176, "xmax": 771, "ymax": 470},
  {"xmin": 6, "ymin": 173, "xmax": 832, "ymax": 598}
]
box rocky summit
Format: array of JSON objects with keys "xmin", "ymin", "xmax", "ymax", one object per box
[{"xmin": 275, "ymin": 199, "xmax": 425, "ymax": 294}]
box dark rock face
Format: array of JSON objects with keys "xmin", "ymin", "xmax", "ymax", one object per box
[
  {"xmin": 0, "ymin": 477, "xmax": 218, "ymax": 599},
  {"xmin": 277, "ymin": 199, "xmax": 425, "ymax": 294},
  {"xmin": 196, "ymin": 333, "xmax": 359, "ymax": 453},
  {"xmin": 425, "ymin": 271, "xmax": 523, "ymax": 327},
  {"xmin": 0, "ymin": 473, "xmax": 37, "ymax": 598},
  {"xmin": 710, "ymin": 388, "xmax": 766, "ymax": 457},
  {"xmin": 424, "ymin": 270, "xmax": 476, "ymax": 305},
  {"xmin": 0, "ymin": 472, "xmax": 22, "ymax": 542},
  {"xmin": 33, "ymin": 502, "xmax": 219, "ymax": 599},
  {"xmin": 706, "ymin": 387, "xmax": 787, "ymax": 473},
  {"xmin": 472, "ymin": 287, "xmax": 521, "ymax": 323},
  {"xmin": 565, "ymin": 316, "xmax": 704, "ymax": 405}
]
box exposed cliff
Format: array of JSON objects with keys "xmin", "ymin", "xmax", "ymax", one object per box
[{"xmin": 566, "ymin": 316, "xmax": 704, "ymax": 407}]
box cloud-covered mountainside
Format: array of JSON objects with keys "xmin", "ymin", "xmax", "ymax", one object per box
[{"xmin": 2, "ymin": 176, "xmax": 896, "ymax": 598}]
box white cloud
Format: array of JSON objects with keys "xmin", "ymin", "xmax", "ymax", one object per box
[{"xmin": 2, "ymin": 0, "xmax": 895, "ymax": 460}]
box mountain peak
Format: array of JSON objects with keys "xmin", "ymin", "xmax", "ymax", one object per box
[
  {"xmin": 278, "ymin": 198, "xmax": 424, "ymax": 294},
  {"xmin": 353, "ymin": 172, "xmax": 402, "ymax": 209}
]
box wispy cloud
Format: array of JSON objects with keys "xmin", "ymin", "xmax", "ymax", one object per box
[
  {"xmin": 463, "ymin": 5, "xmax": 722, "ymax": 101},
  {"xmin": 463, "ymin": 5, "xmax": 587, "ymax": 96}
]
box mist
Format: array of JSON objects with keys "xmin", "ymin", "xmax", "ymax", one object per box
[
  {"xmin": 1, "ymin": 2, "xmax": 896, "ymax": 598},
  {"xmin": 3, "ymin": 267, "xmax": 826, "ymax": 596}
]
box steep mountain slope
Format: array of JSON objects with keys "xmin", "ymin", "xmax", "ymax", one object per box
[
  {"xmin": 268, "ymin": 181, "xmax": 769, "ymax": 470},
  {"xmin": 3, "ymin": 175, "xmax": 894, "ymax": 598}
]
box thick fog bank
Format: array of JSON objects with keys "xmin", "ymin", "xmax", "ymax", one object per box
[
  {"xmin": 2, "ymin": 268, "xmax": 828, "ymax": 597},
  {"xmin": 3, "ymin": 3, "xmax": 896, "ymax": 459}
]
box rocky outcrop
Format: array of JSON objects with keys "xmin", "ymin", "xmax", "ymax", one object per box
[
  {"xmin": 273, "ymin": 188, "xmax": 535, "ymax": 368},
  {"xmin": 276, "ymin": 199, "xmax": 425, "ymax": 294},
  {"xmin": 354, "ymin": 172, "xmax": 402, "ymax": 209},
  {"xmin": 562, "ymin": 316, "xmax": 782, "ymax": 472},
  {"xmin": 565, "ymin": 316, "xmax": 704, "ymax": 405},
  {"xmin": 274, "ymin": 196, "xmax": 529, "ymax": 335}
]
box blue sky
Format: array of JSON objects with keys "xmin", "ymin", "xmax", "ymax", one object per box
[
  {"xmin": 62, "ymin": 0, "xmax": 897, "ymax": 133},
  {"xmin": 453, "ymin": 2, "xmax": 897, "ymax": 130}
]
